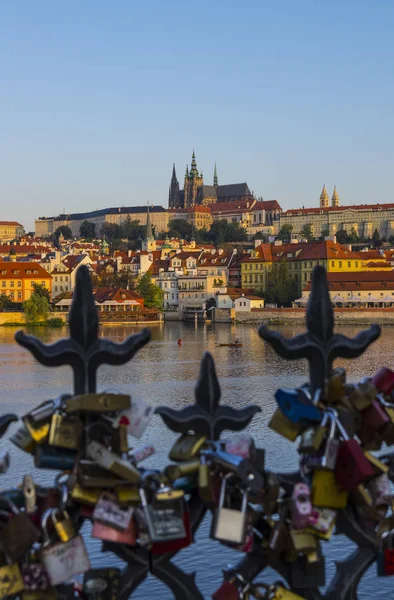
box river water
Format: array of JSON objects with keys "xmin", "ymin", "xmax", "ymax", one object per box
[{"xmin": 0, "ymin": 321, "xmax": 393, "ymax": 599}]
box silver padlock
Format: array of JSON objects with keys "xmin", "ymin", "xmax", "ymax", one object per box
[
  {"xmin": 303, "ymin": 411, "xmax": 340, "ymax": 470},
  {"xmin": 212, "ymin": 473, "xmax": 248, "ymax": 544}
]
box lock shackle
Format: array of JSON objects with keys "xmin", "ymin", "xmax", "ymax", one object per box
[
  {"xmin": 0, "ymin": 496, "xmax": 19, "ymax": 515},
  {"xmin": 325, "ymin": 408, "xmax": 349, "ymax": 441},
  {"xmin": 218, "ymin": 472, "xmax": 234, "ymax": 508},
  {"xmin": 377, "ymin": 393, "xmax": 394, "ymax": 409},
  {"xmin": 41, "ymin": 508, "xmax": 55, "ymax": 545}
]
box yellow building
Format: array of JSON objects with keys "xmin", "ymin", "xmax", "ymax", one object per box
[
  {"xmin": 240, "ymin": 244, "xmax": 273, "ymax": 291},
  {"xmin": 167, "ymin": 206, "xmax": 213, "ymax": 230},
  {"xmin": 0, "ymin": 262, "xmax": 52, "ymax": 302},
  {"xmin": 0, "ymin": 221, "xmax": 24, "ymax": 242}
]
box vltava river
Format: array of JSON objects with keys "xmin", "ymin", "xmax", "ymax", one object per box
[{"xmin": 0, "ymin": 321, "xmax": 392, "ymax": 598}]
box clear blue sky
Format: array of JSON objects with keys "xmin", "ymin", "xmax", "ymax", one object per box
[{"xmin": 1, "ymin": 0, "xmax": 394, "ymax": 231}]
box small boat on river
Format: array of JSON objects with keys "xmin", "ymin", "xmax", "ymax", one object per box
[{"xmin": 216, "ymin": 343, "xmax": 243, "ymax": 347}]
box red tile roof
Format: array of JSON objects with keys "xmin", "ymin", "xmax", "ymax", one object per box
[{"xmin": 0, "ymin": 262, "xmax": 52, "ymax": 279}]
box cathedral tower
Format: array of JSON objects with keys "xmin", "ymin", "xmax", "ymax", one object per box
[
  {"xmin": 213, "ymin": 163, "xmax": 218, "ymax": 187},
  {"xmin": 331, "ymin": 186, "xmax": 340, "ymax": 207},
  {"xmin": 320, "ymin": 185, "xmax": 329, "ymax": 208},
  {"xmin": 168, "ymin": 164, "xmax": 180, "ymax": 208},
  {"xmin": 184, "ymin": 151, "xmax": 204, "ymax": 208}
]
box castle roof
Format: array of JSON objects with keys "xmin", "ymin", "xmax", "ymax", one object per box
[{"xmin": 216, "ymin": 183, "xmax": 252, "ymax": 199}]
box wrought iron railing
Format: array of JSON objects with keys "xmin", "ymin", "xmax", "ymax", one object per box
[{"xmin": 0, "ymin": 264, "xmax": 392, "ymax": 599}]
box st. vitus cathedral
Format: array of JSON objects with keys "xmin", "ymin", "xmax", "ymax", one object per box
[{"xmin": 168, "ymin": 151, "xmax": 254, "ymax": 209}]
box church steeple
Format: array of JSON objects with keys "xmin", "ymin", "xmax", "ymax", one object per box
[
  {"xmin": 320, "ymin": 184, "xmax": 329, "ymax": 208},
  {"xmin": 145, "ymin": 204, "xmax": 153, "ymax": 240},
  {"xmin": 190, "ymin": 151, "xmax": 199, "ymax": 177},
  {"xmin": 168, "ymin": 163, "xmax": 180, "ymax": 208},
  {"xmin": 331, "ymin": 185, "xmax": 340, "ymax": 207},
  {"xmin": 213, "ymin": 163, "xmax": 218, "ymax": 187}
]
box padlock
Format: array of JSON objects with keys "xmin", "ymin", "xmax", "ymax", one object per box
[
  {"xmin": 269, "ymin": 408, "xmax": 304, "ymax": 441},
  {"xmin": 262, "ymin": 471, "xmax": 280, "ymax": 515},
  {"xmin": 150, "ymin": 505, "xmax": 192, "ymax": 555},
  {"xmin": 85, "ymin": 420, "xmax": 117, "ymax": 451},
  {"xmin": 0, "ymin": 498, "xmax": 40, "ymax": 561},
  {"xmin": 349, "ymin": 378, "xmax": 376, "ymax": 411},
  {"xmin": 373, "ymin": 367, "xmax": 394, "ymax": 395},
  {"xmin": 71, "ymin": 483, "xmax": 102, "ymax": 506},
  {"xmin": 333, "ymin": 414, "xmax": 375, "ymax": 491},
  {"xmin": 291, "ymin": 483, "xmax": 312, "ymax": 529},
  {"xmin": 298, "ymin": 414, "xmax": 328, "ymax": 454},
  {"xmin": 0, "ymin": 450, "xmax": 10, "ymax": 474},
  {"xmin": 10, "ymin": 424, "xmax": 37, "ymax": 455},
  {"xmin": 137, "ymin": 486, "xmax": 186, "ymax": 543},
  {"xmin": 27, "ymin": 397, "xmax": 66, "ymax": 424},
  {"xmin": 165, "ymin": 459, "xmax": 200, "ymax": 481},
  {"xmin": 48, "ymin": 412, "xmax": 82, "ymax": 450},
  {"xmin": 65, "ymin": 392, "xmax": 131, "ymax": 413},
  {"xmin": 212, "ymin": 579, "xmax": 240, "ymax": 600},
  {"xmin": 115, "ymin": 486, "xmax": 141, "ymax": 506},
  {"xmin": 206, "ymin": 447, "xmax": 263, "ymax": 494},
  {"xmin": 307, "ymin": 507, "xmax": 336, "ymax": 540},
  {"xmin": 301, "ymin": 412, "xmax": 340, "ymax": 471},
  {"xmin": 77, "ymin": 460, "xmax": 128, "ymax": 488},
  {"xmin": 23, "ymin": 415, "xmax": 51, "ymax": 444},
  {"xmin": 364, "ymin": 451, "xmax": 389, "ymax": 475},
  {"xmin": 35, "ymin": 445, "xmax": 78, "ymax": 470},
  {"xmin": 51, "ymin": 509, "xmax": 76, "ymax": 542},
  {"xmin": 92, "ymin": 513, "xmax": 138, "ymax": 545},
  {"xmin": 368, "ymin": 473, "xmax": 392, "ymax": 507},
  {"xmin": 212, "ymin": 474, "xmax": 248, "ymax": 544},
  {"xmin": 21, "ymin": 591, "xmax": 57, "ymax": 600},
  {"xmin": 358, "ymin": 399, "xmax": 390, "ymax": 444},
  {"xmin": 117, "ymin": 395, "xmax": 154, "ymax": 439},
  {"xmin": 326, "ymin": 367, "xmax": 347, "ymax": 403},
  {"xmin": 224, "ymin": 435, "xmax": 256, "ymax": 459},
  {"xmin": 21, "ymin": 554, "xmax": 50, "ymax": 591},
  {"xmin": 289, "ymin": 555, "xmax": 326, "ymax": 589},
  {"xmin": 289, "ymin": 528, "xmax": 317, "ymax": 553},
  {"xmin": 169, "ymin": 433, "xmax": 207, "ymax": 461},
  {"xmin": 128, "ymin": 443, "xmax": 155, "ymax": 464},
  {"xmin": 83, "ymin": 568, "xmax": 121, "ymax": 599},
  {"xmin": 0, "ymin": 557, "xmax": 24, "ymax": 598},
  {"xmin": 250, "ymin": 581, "xmax": 306, "ymax": 599},
  {"xmin": 198, "ymin": 454, "xmax": 214, "ymax": 503},
  {"xmin": 275, "ymin": 387, "xmax": 322, "ymax": 424},
  {"xmin": 335, "ymin": 407, "xmax": 361, "ymax": 438},
  {"xmin": 93, "ymin": 492, "xmax": 133, "ymax": 531},
  {"xmin": 41, "ymin": 508, "xmax": 91, "ymax": 586},
  {"xmin": 87, "ymin": 441, "xmax": 141, "ymax": 483},
  {"xmin": 377, "ymin": 529, "xmax": 394, "ymax": 576},
  {"xmin": 311, "ymin": 470, "xmax": 348, "ymax": 509},
  {"xmin": 111, "ymin": 422, "xmax": 129, "ymax": 454},
  {"xmin": 23, "ymin": 474, "xmax": 37, "ymax": 514}
]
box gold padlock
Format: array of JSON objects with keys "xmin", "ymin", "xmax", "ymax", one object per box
[
  {"xmin": 10, "ymin": 425, "xmax": 36, "ymax": 455},
  {"xmin": 21, "ymin": 591, "xmax": 57, "ymax": 600},
  {"xmin": 165, "ymin": 460, "xmax": 200, "ymax": 481},
  {"xmin": 364, "ymin": 451, "xmax": 389, "ymax": 474},
  {"xmin": 23, "ymin": 416, "xmax": 50, "ymax": 444},
  {"xmin": 326, "ymin": 367, "xmax": 346, "ymax": 403},
  {"xmin": 51, "ymin": 509, "xmax": 76, "ymax": 542},
  {"xmin": 198, "ymin": 456, "xmax": 213, "ymax": 502},
  {"xmin": 312, "ymin": 470, "xmax": 348, "ymax": 509},
  {"xmin": 289, "ymin": 528, "xmax": 317, "ymax": 553},
  {"xmin": 65, "ymin": 393, "xmax": 131, "ymax": 414},
  {"xmin": 112, "ymin": 423, "xmax": 129, "ymax": 454},
  {"xmin": 169, "ymin": 434, "xmax": 207, "ymax": 462},
  {"xmin": 0, "ymin": 562, "xmax": 24, "ymax": 597},
  {"xmin": 349, "ymin": 380, "xmax": 376, "ymax": 411},
  {"xmin": 48, "ymin": 413, "xmax": 82, "ymax": 450},
  {"xmin": 71, "ymin": 484, "xmax": 102, "ymax": 506},
  {"xmin": 351, "ymin": 483, "xmax": 373, "ymax": 507},
  {"xmin": 269, "ymin": 409, "xmax": 303, "ymax": 442},
  {"xmin": 116, "ymin": 486, "xmax": 141, "ymax": 505},
  {"xmin": 298, "ymin": 416, "xmax": 328, "ymax": 454}
]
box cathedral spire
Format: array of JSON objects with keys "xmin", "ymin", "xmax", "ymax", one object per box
[
  {"xmin": 168, "ymin": 163, "xmax": 180, "ymax": 208},
  {"xmin": 213, "ymin": 163, "xmax": 218, "ymax": 187},
  {"xmin": 320, "ymin": 184, "xmax": 329, "ymax": 208},
  {"xmin": 190, "ymin": 150, "xmax": 199, "ymax": 177},
  {"xmin": 331, "ymin": 185, "xmax": 340, "ymax": 207}
]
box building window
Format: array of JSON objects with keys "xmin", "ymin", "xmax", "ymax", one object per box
[
  {"xmin": 17, "ymin": 292, "xmax": 22, "ymax": 299},
  {"xmin": 41, "ymin": 281, "xmax": 45, "ymax": 286},
  {"xmin": 339, "ymin": 261, "xmax": 342, "ymax": 268},
  {"xmin": 331, "ymin": 261, "xmax": 335, "ymax": 267},
  {"xmin": 355, "ymin": 261, "xmax": 358, "ymax": 267},
  {"xmin": 10, "ymin": 292, "xmax": 14, "ymax": 299},
  {"xmin": 304, "ymin": 273, "xmax": 307, "ymax": 281},
  {"xmin": 309, "ymin": 262, "xmax": 312, "ymax": 267},
  {"xmin": 17, "ymin": 281, "xmax": 21, "ymax": 287},
  {"xmin": 348, "ymin": 262, "xmax": 351, "ymax": 268},
  {"xmin": 10, "ymin": 281, "xmax": 14, "ymax": 287},
  {"xmin": 1, "ymin": 282, "xmax": 5, "ymax": 288},
  {"xmin": 54, "ymin": 286, "xmax": 58, "ymax": 292}
]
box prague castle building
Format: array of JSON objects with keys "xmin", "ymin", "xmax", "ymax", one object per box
[{"xmin": 168, "ymin": 151, "xmax": 254, "ymax": 209}]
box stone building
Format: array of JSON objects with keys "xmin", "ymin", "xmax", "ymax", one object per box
[
  {"xmin": 0, "ymin": 221, "xmax": 24, "ymax": 242},
  {"xmin": 168, "ymin": 151, "xmax": 254, "ymax": 209}
]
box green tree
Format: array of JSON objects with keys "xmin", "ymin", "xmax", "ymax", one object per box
[
  {"xmin": 264, "ymin": 261, "xmax": 298, "ymax": 306},
  {"xmin": 206, "ymin": 220, "xmax": 247, "ymax": 244},
  {"xmin": 277, "ymin": 223, "xmax": 293, "ymax": 242},
  {"xmin": 335, "ymin": 229, "xmax": 349, "ymax": 245},
  {"xmin": 79, "ymin": 220, "xmax": 96, "ymax": 240},
  {"xmin": 168, "ymin": 219, "xmax": 194, "ymax": 240},
  {"xmin": 121, "ymin": 216, "xmax": 144, "ymax": 242},
  {"xmin": 372, "ymin": 229, "xmax": 382, "ymax": 248},
  {"xmin": 300, "ymin": 223, "xmax": 314, "ymax": 242},
  {"xmin": 348, "ymin": 227, "xmax": 359, "ymax": 244},
  {"xmin": 31, "ymin": 283, "xmax": 51, "ymax": 302},
  {"xmin": 23, "ymin": 295, "xmax": 50, "ymax": 323},
  {"xmin": 0, "ymin": 294, "xmax": 13, "ymax": 311},
  {"xmin": 136, "ymin": 273, "xmax": 164, "ymax": 309},
  {"xmin": 320, "ymin": 226, "xmax": 329, "ymax": 240},
  {"xmin": 54, "ymin": 225, "xmax": 72, "ymax": 240},
  {"xmin": 101, "ymin": 223, "xmax": 122, "ymax": 241}
]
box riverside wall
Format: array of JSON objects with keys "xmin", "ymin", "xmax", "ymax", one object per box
[
  {"xmin": 233, "ymin": 307, "xmax": 394, "ymax": 325},
  {"xmin": 0, "ymin": 312, "xmax": 67, "ymax": 325}
]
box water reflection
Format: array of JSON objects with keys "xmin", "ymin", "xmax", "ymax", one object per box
[{"xmin": 0, "ymin": 322, "xmax": 392, "ymax": 598}]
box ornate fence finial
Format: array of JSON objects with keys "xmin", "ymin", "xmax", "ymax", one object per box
[
  {"xmin": 15, "ymin": 265, "xmax": 151, "ymax": 394},
  {"xmin": 156, "ymin": 351, "xmax": 261, "ymax": 440},
  {"xmin": 259, "ymin": 265, "xmax": 381, "ymax": 392}
]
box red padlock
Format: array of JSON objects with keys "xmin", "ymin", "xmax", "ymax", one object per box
[
  {"xmin": 333, "ymin": 416, "xmax": 375, "ymax": 491},
  {"xmin": 358, "ymin": 399, "xmax": 390, "ymax": 444},
  {"xmin": 373, "ymin": 367, "xmax": 394, "ymax": 395},
  {"xmin": 212, "ymin": 580, "xmax": 240, "ymax": 600},
  {"xmin": 92, "ymin": 515, "xmax": 138, "ymax": 545}
]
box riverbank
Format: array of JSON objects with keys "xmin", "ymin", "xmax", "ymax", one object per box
[
  {"xmin": 0, "ymin": 312, "xmax": 67, "ymax": 326},
  {"xmin": 233, "ymin": 307, "xmax": 394, "ymax": 325}
]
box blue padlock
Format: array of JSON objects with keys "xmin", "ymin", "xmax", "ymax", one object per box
[
  {"xmin": 275, "ymin": 387, "xmax": 322, "ymax": 424},
  {"xmin": 34, "ymin": 445, "xmax": 77, "ymax": 471}
]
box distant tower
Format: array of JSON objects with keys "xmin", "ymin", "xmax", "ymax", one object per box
[
  {"xmin": 184, "ymin": 151, "xmax": 204, "ymax": 208},
  {"xmin": 213, "ymin": 163, "xmax": 218, "ymax": 187},
  {"xmin": 320, "ymin": 185, "xmax": 329, "ymax": 208},
  {"xmin": 142, "ymin": 204, "xmax": 156, "ymax": 252},
  {"xmin": 168, "ymin": 164, "xmax": 180, "ymax": 209},
  {"xmin": 331, "ymin": 185, "xmax": 340, "ymax": 207}
]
